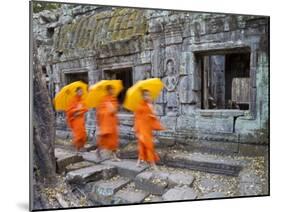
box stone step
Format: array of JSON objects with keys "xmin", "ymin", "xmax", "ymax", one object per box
[
  {"xmin": 82, "ymin": 151, "xmax": 111, "ymax": 163},
  {"xmin": 162, "ymin": 186, "xmax": 198, "ymax": 201},
  {"xmin": 117, "ymin": 150, "xmax": 138, "ymax": 160},
  {"xmin": 135, "ymin": 169, "xmax": 194, "ymax": 195},
  {"xmin": 55, "ymin": 148, "xmax": 84, "ymax": 173},
  {"xmin": 65, "ymin": 161, "xmax": 95, "ymax": 173},
  {"xmin": 89, "ymin": 176, "xmax": 131, "ymax": 205},
  {"xmin": 101, "ymin": 159, "xmax": 148, "ymax": 179},
  {"xmin": 66, "ymin": 165, "xmax": 117, "ymax": 185},
  {"xmin": 113, "ymin": 187, "xmax": 149, "ymax": 204},
  {"xmin": 164, "ymin": 152, "xmax": 243, "ymax": 176}
]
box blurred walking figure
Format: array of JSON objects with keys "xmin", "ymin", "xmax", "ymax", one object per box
[
  {"xmin": 134, "ymin": 89, "xmax": 165, "ymax": 170},
  {"xmin": 96, "ymin": 85, "xmax": 121, "ymax": 161},
  {"xmin": 123, "ymin": 78, "xmax": 165, "ymax": 170},
  {"xmin": 66, "ymin": 87, "xmax": 88, "ymax": 152},
  {"xmin": 54, "ymin": 81, "xmax": 89, "ymax": 153},
  {"xmin": 85, "ymin": 80, "xmax": 123, "ymax": 161}
]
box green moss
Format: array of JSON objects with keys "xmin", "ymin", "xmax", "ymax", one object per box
[
  {"xmin": 112, "ymin": 30, "xmax": 120, "ymax": 41},
  {"xmin": 113, "ymin": 19, "xmax": 121, "ymax": 31},
  {"xmin": 108, "ymin": 16, "xmax": 117, "ymax": 31},
  {"xmin": 54, "ymin": 8, "xmax": 147, "ymax": 51}
]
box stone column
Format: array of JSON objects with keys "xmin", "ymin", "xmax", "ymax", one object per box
[
  {"xmin": 87, "ymin": 65, "xmax": 101, "ymax": 143},
  {"xmin": 249, "ymin": 44, "xmax": 258, "ymax": 119}
]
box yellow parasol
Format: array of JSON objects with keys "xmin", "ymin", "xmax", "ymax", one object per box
[
  {"xmin": 85, "ymin": 80, "xmax": 123, "ymax": 108},
  {"xmin": 53, "ymin": 81, "xmax": 88, "ymax": 111},
  {"xmin": 123, "ymin": 78, "xmax": 164, "ymax": 112}
]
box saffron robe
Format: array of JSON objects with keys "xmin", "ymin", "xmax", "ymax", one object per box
[
  {"xmin": 134, "ymin": 100, "xmax": 165, "ymax": 163},
  {"xmin": 66, "ymin": 95, "xmax": 88, "ymax": 150},
  {"xmin": 96, "ymin": 95, "xmax": 119, "ymax": 151}
]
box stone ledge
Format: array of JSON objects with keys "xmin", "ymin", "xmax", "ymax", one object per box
[
  {"xmin": 55, "ymin": 148, "xmax": 84, "ymax": 174},
  {"xmin": 89, "ymin": 176, "xmax": 131, "ymax": 205},
  {"xmin": 102, "ymin": 159, "xmax": 149, "ymax": 179},
  {"xmin": 66, "ymin": 165, "xmax": 117, "ymax": 185},
  {"xmin": 162, "ymin": 186, "xmax": 197, "ymax": 201},
  {"xmin": 164, "ymin": 152, "xmax": 243, "ymax": 176}
]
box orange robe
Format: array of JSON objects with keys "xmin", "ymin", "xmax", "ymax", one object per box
[
  {"xmin": 134, "ymin": 100, "xmax": 165, "ymax": 163},
  {"xmin": 96, "ymin": 95, "xmax": 119, "ymax": 151},
  {"xmin": 66, "ymin": 95, "xmax": 88, "ymax": 150}
]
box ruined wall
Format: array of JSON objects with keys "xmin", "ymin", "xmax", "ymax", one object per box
[{"xmin": 33, "ymin": 5, "xmax": 269, "ymax": 154}]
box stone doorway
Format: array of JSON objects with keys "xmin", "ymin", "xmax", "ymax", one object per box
[
  {"xmin": 104, "ymin": 67, "xmax": 133, "ymax": 107},
  {"xmin": 64, "ymin": 71, "xmax": 89, "ymax": 85}
]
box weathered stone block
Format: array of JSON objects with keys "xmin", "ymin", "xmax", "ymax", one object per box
[
  {"xmin": 176, "ymin": 115, "xmax": 196, "ymax": 130},
  {"xmin": 89, "ymin": 177, "xmax": 131, "ymax": 205},
  {"xmin": 82, "ymin": 151, "xmax": 111, "ymax": 163},
  {"xmin": 164, "ymin": 152, "xmax": 242, "ymax": 176},
  {"xmin": 102, "ymin": 159, "xmax": 148, "ymax": 179},
  {"xmin": 195, "ymin": 116, "xmax": 234, "ymax": 133},
  {"xmin": 113, "ymin": 189, "xmax": 149, "ymax": 204},
  {"xmin": 165, "ymin": 33, "xmax": 183, "ymax": 45},
  {"xmin": 140, "ymin": 51, "xmax": 152, "ymax": 64},
  {"xmin": 155, "ymin": 136, "xmax": 175, "ymax": 147},
  {"xmin": 117, "ymin": 150, "xmax": 138, "ymax": 160},
  {"xmin": 66, "ymin": 165, "xmax": 117, "ymax": 185},
  {"xmin": 162, "ymin": 186, "xmax": 197, "ymax": 201},
  {"xmin": 65, "ymin": 161, "xmax": 95, "ymax": 173},
  {"xmin": 135, "ymin": 171, "xmax": 169, "ymax": 195},
  {"xmin": 55, "ymin": 148, "xmax": 84, "ymax": 173}
]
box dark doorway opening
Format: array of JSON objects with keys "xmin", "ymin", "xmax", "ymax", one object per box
[
  {"xmin": 64, "ymin": 72, "xmax": 88, "ymax": 85},
  {"xmin": 199, "ymin": 52, "xmax": 250, "ymax": 110},
  {"xmin": 104, "ymin": 67, "xmax": 133, "ymax": 108}
]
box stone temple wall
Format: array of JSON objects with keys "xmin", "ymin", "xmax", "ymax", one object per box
[{"xmin": 32, "ymin": 4, "xmax": 269, "ymax": 155}]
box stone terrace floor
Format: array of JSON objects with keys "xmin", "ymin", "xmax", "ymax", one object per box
[{"xmin": 35, "ymin": 138, "xmax": 269, "ymax": 210}]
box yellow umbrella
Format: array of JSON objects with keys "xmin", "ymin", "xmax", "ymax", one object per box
[
  {"xmin": 85, "ymin": 80, "xmax": 123, "ymax": 108},
  {"xmin": 53, "ymin": 81, "xmax": 88, "ymax": 111},
  {"xmin": 123, "ymin": 78, "xmax": 164, "ymax": 112}
]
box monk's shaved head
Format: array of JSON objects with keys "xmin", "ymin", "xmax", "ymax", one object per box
[
  {"xmin": 106, "ymin": 85, "xmax": 114, "ymax": 95},
  {"xmin": 141, "ymin": 89, "xmax": 151, "ymax": 102},
  {"xmin": 76, "ymin": 87, "xmax": 83, "ymax": 96}
]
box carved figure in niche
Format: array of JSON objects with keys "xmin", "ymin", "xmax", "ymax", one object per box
[
  {"xmin": 163, "ymin": 59, "xmax": 179, "ymax": 116},
  {"xmin": 163, "ymin": 59, "xmax": 178, "ymax": 91}
]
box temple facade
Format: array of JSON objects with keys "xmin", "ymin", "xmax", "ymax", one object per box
[{"xmin": 33, "ymin": 5, "xmax": 269, "ymax": 155}]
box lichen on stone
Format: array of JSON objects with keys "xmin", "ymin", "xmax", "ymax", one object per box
[{"xmin": 53, "ymin": 7, "xmax": 148, "ymax": 55}]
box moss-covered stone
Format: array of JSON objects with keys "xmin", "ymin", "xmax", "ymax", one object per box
[{"xmin": 53, "ymin": 7, "xmax": 147, "ymax": 55}]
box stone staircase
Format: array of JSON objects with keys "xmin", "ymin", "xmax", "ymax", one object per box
[{"xmin": 54, "ymin": 147, "xmax": 251, "ymax": 206}]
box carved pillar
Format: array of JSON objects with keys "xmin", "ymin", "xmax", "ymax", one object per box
[
  {"xmin": 249, "ymin": 44, "xmax": 258, "ymax": 119},
  {"xmin": 151, "ymin": 34, "xmax": 165, "ymax": 78},
  {"xmin": 87, "ymin": 63, "xmax": 101, "ymax": 139}
]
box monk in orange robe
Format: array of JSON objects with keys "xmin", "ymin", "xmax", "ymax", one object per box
[
  {"xmin": 96, "ymin": 85, "xmax": 120, "ymax": 161},
  {"xmin": 66, "ymin": 87, "xmax": 88, "ymax": 152},
  {"xmin": 134, "ymin": 89, "xmax": 165, "ymax": 170}
]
